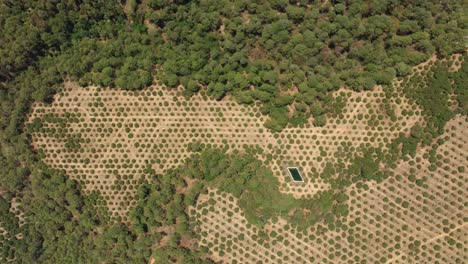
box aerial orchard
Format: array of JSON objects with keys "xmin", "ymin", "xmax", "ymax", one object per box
[
  {"xmin": 26, "ymin": 54, "xmax": 467, "ymax": 263},
  {"xmin": 30, "ymin": 75, "xmax": 419, "ymax": 220},
  {"xmin": 1, "ymin": 0, "xmax": 467, "ymax": 262},
  {"xmin": 192, "ymin": 114, "xmax": 467, "ymax": 264}
]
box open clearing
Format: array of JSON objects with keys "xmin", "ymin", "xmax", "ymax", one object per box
[
  {"xmin": 29, "ymin": 79, "xmax": 420, "ymax": 219},
  {"xmin": 26, "ymin": 56, "xmax": 467, "ymax": 263}
]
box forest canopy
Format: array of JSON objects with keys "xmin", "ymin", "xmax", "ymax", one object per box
[{"xmin": 1, "ymin": 0, "xmax": 466, "ymax": 133}]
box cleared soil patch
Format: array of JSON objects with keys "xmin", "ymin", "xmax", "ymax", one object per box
[{"xmin": 28, "ymin": 81, "xmax": 419, "ymax": 219}]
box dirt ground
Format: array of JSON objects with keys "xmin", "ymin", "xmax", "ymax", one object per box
[
  {"xmin": 26, "ymin": 55, "xmax": 467, "ymax": 263},
  {"xmin": 28, "ymin": 76, "xmax": 422, "ymax": 218}
]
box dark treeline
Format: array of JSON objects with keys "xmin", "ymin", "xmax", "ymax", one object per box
[{"xmin": 139, "ymin": 0, "xmax": 466, "ymax": 130}]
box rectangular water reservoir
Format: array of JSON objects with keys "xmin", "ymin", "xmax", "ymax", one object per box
[{"xmin": 287, "ymin": 167, "xmax": 304, "ymax": 182}]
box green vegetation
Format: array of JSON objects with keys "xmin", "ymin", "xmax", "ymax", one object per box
[
  {"xmin": 1, "ymin": 165, "xmax": 213, "ymax": 263},
  {"xmin": 0, "ymin": 145, "xmax": 347, "ymax": 262},
  {"xmin": 392, "ymin": 57, "xmax": 467, "ymax": 159},
  {"xmin": 1, "ymin": 1, "xmax": 466, "ymax": 136},
  {"xmin": 0, "ymin": 0, "xmax": 467, "ymax": 263},
  {"xmin": 142, "ymin": 0, "xmax": 466, "ymax": 130},
  {"xmin": 171, "ymin": 147, "xmax": 348, "ymax": 229}
]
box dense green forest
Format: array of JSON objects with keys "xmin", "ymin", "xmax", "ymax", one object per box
[{"xmin": 0, "ymin": 0, "xmax": 467, "ymax": 263}]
